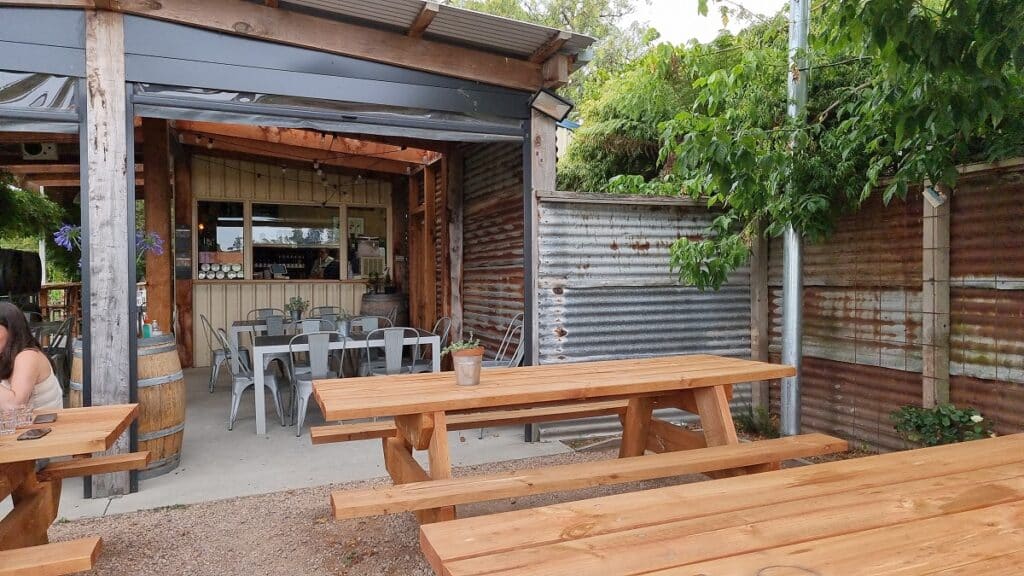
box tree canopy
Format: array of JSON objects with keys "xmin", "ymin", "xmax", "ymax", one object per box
[{"xmin": 601, "ymin": 0, "xmax": 1024, "ymax": 289}]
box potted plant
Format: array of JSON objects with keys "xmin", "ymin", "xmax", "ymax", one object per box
[
  {"xmin": 443, "ymin": 333, "xmax": 484, "ymax": 386},
  {"xmin": 285, "ymin": 296, "xmax": 309, "ymax": 322}
]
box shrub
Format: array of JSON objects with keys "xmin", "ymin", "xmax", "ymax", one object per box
[
  {"xmin": 890, "ymin": 404, "xmax": 994, "ymax": 447},
  {"xmin": 735, "ymin": 405, "xmax": 779, "ymax": 439}
]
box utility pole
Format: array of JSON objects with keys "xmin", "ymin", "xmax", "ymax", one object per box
[{"xmin": 781, "ymin": 0, "xmax": 809, "ymax": 436}]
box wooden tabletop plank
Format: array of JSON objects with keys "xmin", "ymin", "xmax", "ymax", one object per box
[
  {"xmin": 440, "ymin": 463, "xmax": 1024, "ymax": 576},
  {"xmin": 421, "ymin": 434, "xmax": 1024, "ymax": 565},
  {"xmin": 0, "ymin": 404, "xmax": 138, "ymax": 464},
  {"xmin": 652, "ymin": 498, "xmax": 1024, "ymax": 576},
  {"xmin": 926, "ymin": 549, "xmax": 1024, "ymax": 576},
  {"xmin": 314, "ymin": 356, "xmax": 794, "ymax": 420}
]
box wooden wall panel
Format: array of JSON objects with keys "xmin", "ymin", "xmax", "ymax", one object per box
[{"xmin": 192, "ymin": 281, "xmax": 365, "ymax": 366}]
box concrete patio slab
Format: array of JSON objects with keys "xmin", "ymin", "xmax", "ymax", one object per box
[{"xmin": 52, "ymin": 368, "xmax": 571, "ymax": 520}]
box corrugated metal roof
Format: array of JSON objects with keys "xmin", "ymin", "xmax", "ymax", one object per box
[{"xmin": 273, "ymin": 0, "xmax": 596, "ymax": 60}]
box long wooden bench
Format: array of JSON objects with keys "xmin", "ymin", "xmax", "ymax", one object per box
[
  {"xmin": 0, "ymin": 537, "xmax": 102, "ymax": 576},
  {"xmin": 310, "ymin": 400, "xmax": 631, "ymax": 445},
  {"xmin": 331, "ymin": 433, "xmax": 847, "ymax": 520},
  {"xmin": 36, "ymin": 452, "xmax": 151, "ymax": 482}
]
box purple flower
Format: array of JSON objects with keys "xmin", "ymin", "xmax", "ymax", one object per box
[{"xmin": 53, "ymin": 223, "xmax": 81, "ymax": 252}]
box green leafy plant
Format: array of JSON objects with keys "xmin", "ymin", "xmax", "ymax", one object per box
[
  {"xmin": 284, "ymin": 296, "xmax": 309, "ymax": 313},
  {"xmin": 442, "ymin": 332, "xmax": 481, "ymax": 356},
  {"xmin": 891, "ymin": 404, "xmax": 994, "ymax": 448},
  {"xmin": 735, "ymin": 404, "xmax": 780, "ymax": 439}
]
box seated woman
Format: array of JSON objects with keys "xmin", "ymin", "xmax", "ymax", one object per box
[{"xmin": 0, "ymin": 302, "xmax": 63, "ymax": 411}]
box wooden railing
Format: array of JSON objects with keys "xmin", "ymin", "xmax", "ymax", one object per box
[{"xmin": 39, "ymin": 282, "xmax": 81, "ymax": 335}]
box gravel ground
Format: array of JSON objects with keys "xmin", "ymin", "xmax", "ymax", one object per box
[{"xmin": 51, "ymin": 447, "xmax": 707, "ymax": 576}]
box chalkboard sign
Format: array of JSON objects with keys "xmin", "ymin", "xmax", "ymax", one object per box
[{"xmin": 174, "ymin": 226, "xmax": 192, "ymax": 280}]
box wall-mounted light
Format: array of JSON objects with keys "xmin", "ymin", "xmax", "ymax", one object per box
[
  {"xmin": 923, "ymin": 185, "xmax": 947, "ymax": 208},
  {"xmin": 529, "ymin": 89, "xmax": 574, "ymax": 122}
]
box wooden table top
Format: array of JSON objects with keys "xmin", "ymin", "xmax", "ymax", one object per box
[
  {"xmin": 420, "ymin": 433, "xmax": 1024, "ymax": 576},
  {"xmin": 313, "ymin": 355, "xmax": 795, "ymax": 421},
  {"xmin": 0, "ymin": 404, "xmax": 138, "ymax": 464}
]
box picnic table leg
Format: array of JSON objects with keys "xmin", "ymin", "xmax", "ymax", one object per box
[
  {"xmin": 618, "ymin": 397, "xmax": 655, "ymax": 458},
  {"xmin": 424, "ymin": 411, "xmax": 456, "ymax": 522},
  {"xmin": 692, "ymin": 385, "xmax": 776, "ymax": 475},
  {"xmin": 0, "ymin": 461, "xmax": 61, "ymax": 550}
]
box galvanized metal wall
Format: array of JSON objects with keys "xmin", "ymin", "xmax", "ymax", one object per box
[
  {"xmin": 460, "ymin": 143, "xmax": 525, "ymax": 352},
  {"xmin": 534, "ymin": 194, "xmax": 753, "ymax": 440},
  {"xmin": 949, "ymin": 168, "xmax": 1024, "ymax": 436},
  {"xmin": 769, "ymin": 192, "xmax": 924, "ymax": 451}
]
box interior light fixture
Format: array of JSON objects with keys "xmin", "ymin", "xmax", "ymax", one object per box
[{"xmin": 529, "ymin": 89, "xmax": 574, "ymax": 122}]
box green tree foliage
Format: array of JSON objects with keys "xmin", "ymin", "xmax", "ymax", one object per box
[
  {"xmin": 0, "ymin": 171, "xmax": 63, "ymax": 238},
  {"xmin": 612, "ymin": 0, "xmax": 1024, "ymax": 290}
]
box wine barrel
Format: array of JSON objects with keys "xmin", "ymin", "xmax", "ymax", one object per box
[
  {"xmin": 360, "ymin": 292, "xmax": 409, "ymax": 327},
  {"xmin": 70, "ymin": 334, "xmax": 185, "ymax": 480}
]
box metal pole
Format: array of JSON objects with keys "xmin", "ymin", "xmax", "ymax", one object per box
[{"xmin": 781, "ymin": 0, "xmax": 810, "ymax": 436}]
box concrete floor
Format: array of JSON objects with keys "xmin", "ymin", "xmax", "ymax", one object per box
[{"xmin": 53, "ymin": 367, "xmax": 571, "ymax": 520}]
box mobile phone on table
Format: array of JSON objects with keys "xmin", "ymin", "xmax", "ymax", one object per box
[
  {"xmin": 17, "ymin": 427, "xmax": 51, "ymax": 441},
  {"xmin": 33, "ymin": 413, "xmax": 57, "ymax": 424}
]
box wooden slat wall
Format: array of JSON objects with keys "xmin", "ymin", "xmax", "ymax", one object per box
[
  {"xmin": 192, "ymin": 282, "xmax": 365, "ymax": 367},
  {"xmin": 189, "ymin": 155, "xmax": 390, "ymax": 367},
  {"xmin": 192, "ymin": 155, "xmax": 391, "ymax": 205}
]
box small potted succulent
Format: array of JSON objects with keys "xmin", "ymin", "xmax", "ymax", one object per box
[
  {"xmin": 285, "ymin": 296, "xmax": 309, "ymax": 322},
  {"xmin": 443, "ymin": 333, "xmax": 484, "ymax": 386}
]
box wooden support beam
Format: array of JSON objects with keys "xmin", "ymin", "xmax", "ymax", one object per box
[
  {"xmin": 438, "ymin": 156, "xmax": 451, "ymax": 322},
  {"xmin": 542, "ymin": 54, "xmax": 571, "ymax": 89},
  {"xmin": 528, "ymin": 111, "xmax": 556, "ymax": 366},
  {"xmin": 407, "ymin": 2, "xmax": 438, "ymax": 38},
  {"xmin": 174, "ymin": 122, "xmax": 437, "ymax": 165},
  {"xmin": 750, "ymin": 226, "xmax": 770, "ymax": 409},
  {"xmin": 142, "ymin": 118, "xmax": 173, "ymax": 333},
  {"xmin": 447, "ymin": 150, "xmax": 464, "ymax": 340},
  {"xmin": 178, "ymin": 131, "xmax": 415, "ymax": 175},
  {"xmin": 173, "ymin": 152, "xmax": 194, "ymax": 368},
  {"xmin": 922, "ymin": 183, "xmax": 951, "ymax": 407},
  {"xmin": 24, "ymin": 176, "xmax": 144, "ymax": 188},
  {"xmin": 84, "ymin": 9, "xmax": 132, "ymax": 497},
  {"xmin": 106, "ymin": 0, "xmax": 545, "ymax": 91},
  {"xmin": 530, "ymin": 30, "xmax": 571, "ymax": 63},
  {"xmin": 421, "ymin": 164, "xmax": 437, "ymax": 331},
  {"xmin": 1, "ymin": 163, "xmax": 142, "ymax": 175},
  {"xmin": 0, "ymin": 132, "xmax": 78, "ymax": 144}
]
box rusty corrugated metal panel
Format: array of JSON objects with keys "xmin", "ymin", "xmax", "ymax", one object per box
[
  {"xmin": 769, "ymin": 287, "xmax": 922, "ymax": 373},
  {"xmin": 950, "ymin": 375, "xmax": 1024, "ymax": 436},
  {"xmin": 950, "ymin": 171, "xmax": 1024, "ymax": 281},
  {"xmin": 461, "ymin": 143, "xmax": 523, "ymax": 353},
  {"xmin": 950, "ymin": 287, "xmax": 1024, "ymax": 383},
  {"xmin": 769, "ymin": 193, "xmax": 922, "ymax": 288},
  {"xmin": 536, "ymin": 200, "xmax": 751, "ymax": 363},
  {"xmin": 770, "ymin": 356, "xmax": 918, "ymax": 452}
]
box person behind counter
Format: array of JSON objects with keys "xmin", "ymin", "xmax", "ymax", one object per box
[
  {"xmin": 310, "ymin": 248, "xmax": 336, "ymax": 279},
  {"xmin": 0, "ymin": 302, "xmax": 63, "ymax": 411}
]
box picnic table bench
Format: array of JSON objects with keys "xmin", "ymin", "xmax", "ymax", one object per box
[
  {"xmin": 420, "ymin": 432, "xmax": 1024, "ymax": 576},
  {"xmin": 0, "ymin": 404, "xmax": 150, "ymax": 576},
  {"xmin": 313, "ymin": 355, "xmax": 847, "ymax": 524}
]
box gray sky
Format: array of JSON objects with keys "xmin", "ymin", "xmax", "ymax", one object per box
[{"xmin": 625, "ymin": 0, "xmax": 789, "ymax": 45}]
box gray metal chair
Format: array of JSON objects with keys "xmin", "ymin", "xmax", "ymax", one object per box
[
  {"xmin": 287, "ymin": 331, "xmax": 342, "ymax": 436},
  {"xmin": 410, "ymin": 316, "xmax": 451, "ymax": 374},
  {"xmin": 311, "ymin": 306, "xmax": 343, "ymax": 318},
  {"xmin": 482, "ymin": 313, "xmax": 525, "ymax": 368},
  {"xmin": 42, "ymin": 316, "xmax": 74, "ymax": 390},
  {"xmin": 260, "ymin": 315, "xmax": 294, "ymax": 374},
  {"xmin": 247, "ymin": 307, "xmax": 285, "ymax": 320},
  {"xmin": 215, "ymin": 328, "xmax": 286, "ymax": 431},
  {"xmin": 350, "ymin": 315, "xmax": 393, "ymax": 333},
  {"xmin": 201, "ymin": 314, "xmax": 250, "ymax": 393},
  {"xmin": 361, "ymin": 327, "xmax": 420, "ymax": 376}
]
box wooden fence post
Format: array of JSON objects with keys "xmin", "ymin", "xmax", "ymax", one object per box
[
  {"xmin": 749, "ymin": 228, "xmax": 771, "ymax": 410},
  {"xmin": 922, "ymin": 184, "xmax": 951, "ymax": 407}
]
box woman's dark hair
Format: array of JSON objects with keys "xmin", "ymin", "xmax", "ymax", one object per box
[{"xmin": 0, "ymin": 302, "xmax": 42, "ymax": 381}]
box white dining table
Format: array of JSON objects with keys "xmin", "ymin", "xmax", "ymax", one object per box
[{"xmin": 247, "ymin": 329, "xmax": 441, "ymax": 435}]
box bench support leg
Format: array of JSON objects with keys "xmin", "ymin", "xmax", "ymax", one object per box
[
  {"xmin": 619, "ymin": 397, "xmax": 655, "ymax": 458},
  {"xmin": 0, "ymin": 462, "xmax": 62, "ymax": 551},
  {"xmin": 383, "ymin": 412, "xmax": 456, "ymax": 524},
  {"xmin": 693, "ymin": 385, "xmax": 776, "ymax": 478},
  {"xmin": 425, "ymin": 411, "xmax": 456, "ymax": 523}
]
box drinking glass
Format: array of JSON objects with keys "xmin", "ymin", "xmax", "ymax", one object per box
[
  {"xmin": 0, "ymin": 410, "xmax": 16, "ymax": 436},
  {"xmin": 15, "ymin": 405, "xmax": 34, "ymax": 428}
]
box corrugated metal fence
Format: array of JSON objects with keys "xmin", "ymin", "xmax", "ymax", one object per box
[
  {"xmin": 534, "ymin": 193, "xmax": 753, "ymax": 440},
  {"xmin": 767, "ymin": 160, "xmax": 1024, "ymax": 451}
]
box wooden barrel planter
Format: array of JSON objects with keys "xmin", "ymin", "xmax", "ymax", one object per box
[
  {"xmin": 360, "ymin": 292, "xmax": 409, "ymax": 326},
  {"xmin": 70, "ymin": 334, "xmax": 185, "ymax": 480}
]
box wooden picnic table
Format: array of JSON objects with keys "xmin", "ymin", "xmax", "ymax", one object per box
[
  {"xmin": 0, "ymin": 404, "xmax": 146, "ymax": 576},
  {"xmin": 314, "ymin": 354, "xmax": 804, "ymax": 523},
  {"xmin": 420, "ymin": 433, "xmax": 1024, "ymax": 576}
]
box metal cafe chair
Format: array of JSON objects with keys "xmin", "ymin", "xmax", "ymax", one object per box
[
  {"xmin": 287, "ymin": 331, "xmax": 342, "ymax": 435},
  {"xmin": 482, "ymin": 312, "xmax": 525, "ymax": 368},
  {"xmin": 361, "ymin": 327, "xmax": 420, "ymax": 376},
  {"xmin": 215, "ymin": 328, "xmax": 286, "ymax": 431},
  {"xmin": 201, "ymin": 314, "xmax": 250, "ymax": 393},
  {"xmin": 409, "ymin": 316, "xmax": 451, "ymax": 374}
]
